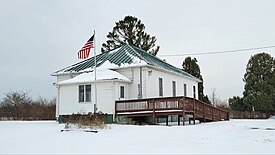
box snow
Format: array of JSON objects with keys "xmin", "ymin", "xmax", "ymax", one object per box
[
  {"xmin": 55, "ymin": 46, "xmax": 148, "ymax": 75},
  {"xmin": 59, "ymin": 56, "xmax": 147, "ymax": 85},
  {"xmin": 57, "ymin": 69, "xmax": 131, "ymax": 85},
  {"xmin": 97, "ymin": 60, "xmax": 120, "ymax": 69},
  {"xmin": 0, "ymin": 119, "xmax": 275, "ymax": 154},
  {"xmin": 109, "ymin": 47, "xmax": 120, "ymax": 54},
  {"xmin": 98, "ymin": 59, "xmax": 147, "ymax": 70},
  {"xmin": 125, "ymin": 50, "xmax": 144, "ymax": 64},
  {"xmin": 94, "ymin": 47, "xmax": 148, "ymax": 70}
]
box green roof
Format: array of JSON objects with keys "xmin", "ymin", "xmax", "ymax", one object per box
[{"xmin": 52, "ymin": 44, "xmax": 199, "ymax": 80}]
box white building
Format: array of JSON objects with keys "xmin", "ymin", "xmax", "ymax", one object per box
[{"xmin": 52, "ymin": 44, "xmax": 201, "ymax": 121}]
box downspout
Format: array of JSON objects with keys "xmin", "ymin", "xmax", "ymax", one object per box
[
  {"xmin": 138, "ymin": 67, "xmax": 143, "ymax": 99},
  {"xmin": 131, "ymin": 67, "xmax": 134, "ymax": 82},
  {"xmin": 56, "ymin": 85, "xmax": 60, "ymax": 121}
]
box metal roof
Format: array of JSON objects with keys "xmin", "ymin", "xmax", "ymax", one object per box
[{"xmin": 52, "ymin": 44, "xmax": 199, "ymax": 81}]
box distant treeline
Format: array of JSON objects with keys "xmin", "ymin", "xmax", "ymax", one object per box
[
  {"xmin": 0, "ymin": 91, "xmax": 56, "ymax": 120},
  {"xmin": 230, "ymin": 111, "xmax": 268, "ymax": 119}
]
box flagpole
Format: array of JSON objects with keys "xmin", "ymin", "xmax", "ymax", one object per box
[{"xmin": 94, "ymin": 30, "xmax": 97, "ymax": 113}]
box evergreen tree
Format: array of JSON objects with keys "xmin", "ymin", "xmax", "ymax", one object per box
[
  {"xmin": 182, "ymin": 57, "xmax": 210, "ymax": 103},
  {"xmin": 101, "ymin": 16, "xmax": 160, "ymax": 55},
  {"xmin": 243, "ymin": 52, "xmax": 275, "ymax": 115},
  {"xmin": 228, "ymin": 96, "xmax": 247, "ymax": 111}
]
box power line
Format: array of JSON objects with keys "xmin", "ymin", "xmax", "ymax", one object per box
[{"xmin": 158, "ymin": 45, "xmax": 275, "ymax": 57}]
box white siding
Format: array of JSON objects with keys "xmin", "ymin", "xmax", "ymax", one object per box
[
  {"xmin": 116, "ymin": 66, "xmax": 198, "ymax": 99},
  {"xmin": 145, "ymin": 67, "xmax": 198, "ymax": 99},
  {"xmin": 58, "ymin": 81, "xmax": 130, "ymax": 115},
  {"xmin": 96, "ymin": 82, "xmax": 115, "ymax": 114},
  {"xmin": 116, "ymin": 67, "xmax": 146, "ymax": 99},
  {"xmin": 59, "ymin": 85, "xmax": 94, "ymax": 115}
]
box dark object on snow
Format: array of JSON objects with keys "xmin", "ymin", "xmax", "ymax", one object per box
[
  {"xmin": 60, "ymin": 129, "xmax": 98, "ymax": 133},
  {"xmin": 85, "ymin": 130, "xmax": 98, "ymax": 133}
]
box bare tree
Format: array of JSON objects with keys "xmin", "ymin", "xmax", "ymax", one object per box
[
  {"xmin": 0, "ymin": 91, "xmax": 56, "ymax": 120},
  {"xmin": 210, "ymin": 88, "xmax": 218, "ymax": 107},
  {"xmin": 1, "ymin": 91, "xmax": 32, "ymax": 119}
]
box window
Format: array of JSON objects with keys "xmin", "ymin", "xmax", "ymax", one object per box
[
  {"xmin": 159, "ymin": 78, "xmax": 163, "ymax": 97},
  {"xmin": 184, "ymin": 84, "xmax": 187, "ymax": 97},
  {"xmin": 79, "ymin": 85, "xmax": 91, "ymax": 103},
  {"xmin": 193, "ymin": 86, "xmax": 196, "ymax": 98},
  {"xmin": 172, "ymin": 81, "xmax": 176, "ymax": 97},
  {"xmin": 85, "ymin": 85, "xmax": 91, "ymax": 102},
  {"xmin": 138, "ymin": 84, "xmax": 142, "ymax": 99},
  {"xmin": 120, "ymin": 86, "xmax": 125, "ymax": 98},
  {"xmin": 79, "ymin": 85, "xmax": 85, "ymax": 102}
]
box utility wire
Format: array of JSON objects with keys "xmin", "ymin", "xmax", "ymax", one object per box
[{"xmin": 158, "ymin": 45, "xmax": 275, "ymax": 57}]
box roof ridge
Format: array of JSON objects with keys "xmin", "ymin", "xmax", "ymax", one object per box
[
  {"xmin": 125, "ymin": 44, "xmax": 150, "ymax": 65},
  {"xmin": 128, "ymin": 45, "xmax": 199, "ymax": 80},
  {"xmin": 129, "ymin": 45, "xmax": 180, "ymax": 69}
]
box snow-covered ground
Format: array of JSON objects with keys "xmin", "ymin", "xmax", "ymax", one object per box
[{"xmin": 0, "ymin": 119, "xmax": 274, "ymax": 154}]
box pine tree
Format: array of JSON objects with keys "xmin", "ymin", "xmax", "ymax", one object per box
[
  {"xmin": 228, "ymin": 96, "xmax": 247, "ymax": 111},
  {"xmin": 101, "ymin": 16, "xmax": 160, "ymax": 55},
  {"xmin": 182, "ymin": 57, "xmax": 210, "ymax": 104},
  {"xmin": 243, "ymin": 52, "xmax": 275, "ymax": 115}
]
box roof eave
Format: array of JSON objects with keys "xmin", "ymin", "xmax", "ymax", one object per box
[
  {"xmin": 53, "ymin": 64, "xmax": 150, "ymax": 76},
  {"xmin": 51, "ymin": 71, "xmax": 79, "ymax": 76},
  {"xmin": 147, "ymin": 65, "xmax": 201, "ymax": 82},
  {"xmin": 56, "ymin": 79, "xmax": 132, "ymax": 86}
]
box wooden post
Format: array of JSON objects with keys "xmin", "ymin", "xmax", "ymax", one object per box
[
  {"xmin": 203, "ymin": 103, "xmax": 205, "ymax": 123},
  {"xmin": 166, "ymin": 116, "xmax": 169, "ymax": 126},
  {"xmin": 152, "ymin": 99, "xmax": 156, "ymax": 125},
  {"xmin": 212, "ymin": 107, "xmax": 214, "ymax": 121},
  {"xmin": 182, "ymin": 99, "xmax": 185, "ymax": 126},
  {"xmin": 193, "ymin": 99, "xmax": 195, "ymax": 125},
  {"xmin": 219, "ymin": 109, "xmax": 221, "ymax": 121},
  {"xmin": 193, "ymin": 113, "xmax": 195, "ymax": 125},
  {"xmin": 178, "ymin": 115, "xmax": 180, "ymax": 126}
]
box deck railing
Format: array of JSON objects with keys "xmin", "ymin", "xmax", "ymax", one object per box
[{"xmin": 115, "ymin": 96, "xmax": 229, "ymax": 122}]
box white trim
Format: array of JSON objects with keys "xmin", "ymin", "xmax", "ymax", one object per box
[
  {"xmin": 146, "ymin": 65, "xmax": 201, "ymax": 82},
  {"xmin": 57, "ymin": 79, "xmax": 132, "ymax": 86}
]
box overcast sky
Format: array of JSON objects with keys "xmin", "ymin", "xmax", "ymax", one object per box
[{"xmin": 0, "ymin": 0, "xmax": 275, "ymax": 101}]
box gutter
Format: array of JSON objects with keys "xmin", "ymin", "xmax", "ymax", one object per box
[
  {"xmin": 56, "ymin": 79, "xmax": 132, "ymax": 86},
  {"xmin": 147, "ymin": 65, "xmax": 202, "ymax": 83},
  {"xmin": 51, "ymin": 64, "xmax": 149, "ymax": 76}
]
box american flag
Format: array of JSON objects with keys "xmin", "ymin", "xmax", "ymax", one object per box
[{"xmin": 78, "ymin": 34, "xmax": 94, "ymax": 59}]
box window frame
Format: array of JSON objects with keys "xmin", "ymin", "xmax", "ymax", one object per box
[
  {"xmin": 79, "ymin": 85, "xmax": 85, "ymax": 103},
  {"xmin": 159, "ymin": 78, "xmax": 163, "ymax": 97},
  {"xmin": 78, "ymin": 84, "xmax": 91, "ymax": 103},
  {"xmin": 193, "ymin": 86, "xmax": 196, "ymax": 99},
  {"xmin": 120, "ymin": 86, "xmax": 125, "ymax": 99},
  {"xmin": 172, "ymin": 81, "xmax": 176, "ymax": 97},
  {"xmin": 85, "ymin": 85, "xmax": 91, "ymax": 102},
  {"xmin": 184, "ymin": 84, "xmax": 187, "ymax": 97}
]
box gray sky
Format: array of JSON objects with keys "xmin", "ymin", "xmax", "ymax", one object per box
[{"xmin": 0, "ymin": 0, "xmax": 275, "ymax": 101}]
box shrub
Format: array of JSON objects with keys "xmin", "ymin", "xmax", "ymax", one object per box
[{"xmin": 62, "ymin": 112, "xmax": 107, "ymax": 130}]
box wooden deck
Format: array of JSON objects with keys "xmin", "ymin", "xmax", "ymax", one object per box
[{"xmin": 115, "ymin": 96, "xmax": 229, "ymax": 125}]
